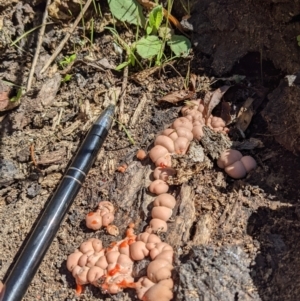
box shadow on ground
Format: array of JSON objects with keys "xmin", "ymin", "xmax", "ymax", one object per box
[{"xmin": 248, "ymin": 204, "xmax": 300, "ymax": 301}]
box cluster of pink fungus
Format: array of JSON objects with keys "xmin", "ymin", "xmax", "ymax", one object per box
[
  {"xmin": 85, "ymin": 201, "xmax": 115, "ymax": 230},
  {"xmin": 217, "ymin": 149, "xmax": 257, "ymax": 179},
  {"xmin": 67, "ymin": 98, "xmax": 257, "ymax": 300},
  {"xmin": 149, "ymin": 99, "xmax": 228, "ymax": 170},
  {"xmin": 67, "ymin": 223, "xmax": 174, "ymax": 300}
]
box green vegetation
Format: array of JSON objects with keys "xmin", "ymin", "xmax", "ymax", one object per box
[
  {"xmin": 58, "ymin": 53, "xmax": 77, "ymax": 68},
  {"xmin": 61, "ymin": 74, "xmax": 73, "ymax": 83},
  {"xmin": 107, "ymin": 0, "xmax": 191, "ymax": 70}
]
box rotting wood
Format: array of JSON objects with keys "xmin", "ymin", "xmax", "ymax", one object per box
[
  {"xmin": 130, "ymin": 93, "xmax": 148, "ymax": 127},
  {"xmin": 191, "ymin": 213, "xmax": 212, "ymax": 245},
  {"xmin": 165, "ymin": 183, "xmax": 195, "ymax": 247},
  {"xmin": 37, "ymin": 148, "xmax": 66, "ymax": 165},
  {"xmin": 201, "ymin": 126, "xmax": 232, "ymax": 159},
  {"xmin": 118, "ymin": 65, "xmax": 129, "ymax": 126}
]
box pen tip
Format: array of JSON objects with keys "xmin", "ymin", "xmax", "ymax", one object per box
[{"xmin": 94, "ymin": 104, "xmax": 115, "ymax": 129}]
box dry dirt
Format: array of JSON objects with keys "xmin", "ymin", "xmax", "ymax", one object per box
[{"xmin": 0, "ymin": 1, "xmax": 300, "ymax": 301}]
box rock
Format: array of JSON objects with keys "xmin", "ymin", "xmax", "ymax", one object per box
[
  {"xmin": 176, "ymin": 245, "xmax": 260, "ymax": 301},
  {"xmin": 0, "ymin": 159, "xmax": 19, "ymax": 187},
  {"xmin": 27, "ymin": 183, "xmax": 41, "ymax": 198}
]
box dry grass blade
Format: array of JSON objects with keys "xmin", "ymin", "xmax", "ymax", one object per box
[
  {"xmin": 40, "ymin": 0, "xmax": 93, "ymax": 74},
  {"xmin": 130, "ymin": 60, "xmax": 175, "ymax": 84},
  {"xmin": 159, "ymin": 90, "xmax": 195, "ymax": 104},
  {"xmin": 27, "ymin": 0, "xmax": 51, "ymax": 91},
  {"xmin": 203, "ymin": 85, "xmax": 231, "ymax": 121},
  {"xmin": 236, "ymin": 97, "xmax": 255, "ymax": 132},
  {"xmin": 189, "ymin": 73, "xmax": 197, "ymax": 92}
]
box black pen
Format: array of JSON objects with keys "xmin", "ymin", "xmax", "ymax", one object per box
[{"xmin": 0, "ymin": 104, "xmax": 115, "ymax": 301}]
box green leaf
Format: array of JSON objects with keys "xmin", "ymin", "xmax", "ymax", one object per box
[
  {"xmin": 297, "ymin": 35, "xmax": 300, "ymax": 42},
  {"xmin": 146, "ymin": 26, "xmax": 152, "ymax": 35},
  {"xmin": 129, "ymin": 52, "xmax": 136, "ymax": 66},
  {"xmin": 136, "ymin": 35, "xmax": 163, "ymax": 59},
  {"xmin": 149, "ymin": 5, "xmax": 163, "ymax": 32},
  {"xmin": 167, "ymin": 35, "xmax": 191, "ymax": 57},
  {"xmin": 69, "ymin": 53, "xmax": 77, "ymax": 63},
  {"xmin": 61, "ymin": 74, "xmax": 72, "ymax": 82},
  {"xmin": 108, "ymin": 0, "xmax": 145, "ymax": 26},
  {"xmin": 115, "ymin": 60, "xmax": 131, "ymax": 70},
  {"xmin": 59, "ymin": 53, "xmax": 77, "ymax": 68},
  {"xmin": 114, "ymin": 119, "xmax": 135, "ymax": 145},
  {"xmin": 10, "ymin": 88, "xmax": 23, "ymax": 102}
]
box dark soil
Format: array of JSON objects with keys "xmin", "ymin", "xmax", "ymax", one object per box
[{"xmin": 0, "ymin": 1, "xmax": 300, "ymax": 301}]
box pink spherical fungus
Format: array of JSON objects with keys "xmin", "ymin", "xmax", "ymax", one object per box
[
  {"xmin": 218, "ymin": 149, "xmax": 257, "ymax": 179},
  {"xmin": 86, "ymin": 201, "xmax": 115, "ymax": 231},
  {"xmin": 67, "ymin": 97, "xmax": 258, "ymax": 301},
  {"xmin": 67, "ymin": 223, "xmax": 174, "ymax": 300}
]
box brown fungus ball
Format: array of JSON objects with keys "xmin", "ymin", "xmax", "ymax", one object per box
[{"xmin": 95, "ymin": 256, "xmax": 108, "ymax": 270}]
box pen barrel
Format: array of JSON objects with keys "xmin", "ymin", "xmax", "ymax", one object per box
[
  {"xmin": 0, "ymin": 177, "xmax": 82, "ymax": 301},
  {"xmin": 0, "ymin": 104, "xmax": 114, "ymax": 301}
]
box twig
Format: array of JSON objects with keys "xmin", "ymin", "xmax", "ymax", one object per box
[
  {"xmin": 27, "ymin": 0, "xmax": 51, "ymax": 91},
  {"xmin": 118, "ymin": 65, "xmax": 128, "ymax": 124},
  {"xmin": 130, "ymin": 93, "xmax": 148, "ymax": 127},
  {"xmin": 40, "ymin": 0, "xmax": 93, "ymax": 74},
  {"xmin": 30, "ymin": 144, "xmax": 38, "ymax": 167}
]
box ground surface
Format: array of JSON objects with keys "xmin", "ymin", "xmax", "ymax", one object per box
[{"xmin": 0, "ymin": 1, "xmax": 300, "ymax": 301}]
